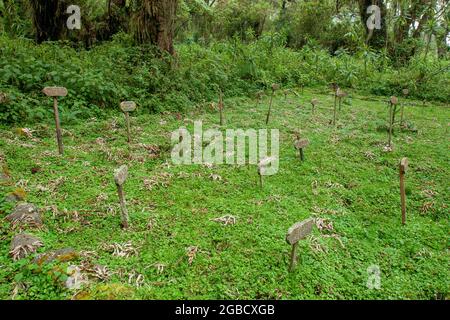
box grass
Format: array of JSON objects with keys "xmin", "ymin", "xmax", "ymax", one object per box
[{"xmin": 0, "ymin": 88, "xmax": 448, "ymax": 300}]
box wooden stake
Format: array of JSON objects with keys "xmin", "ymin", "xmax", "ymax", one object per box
[
  {"xmin": 289, "ymin": 242, "xmax": 299, "ymax": 272},
  {"xmin": 114, "ymin": 165, "xmax": 129, "ymax": 229},
  {"xmin": 399, "ymin": 157, "xmax": 408, "ymax": 225},
  {"xmin": 219, "ymin": 91, "xmax": 224, "ymax": 126},
  {"xmin": 266, "ymin": 84, "xmax": 279, "ymax": 125},
  {"xmin": 53, "ymin": 97, "xmax": 64, "ymax": 155},
  {"xmin": 42, "ymin": 87, "xmax": 68, "ymax": 155},
  {"xmin": 125, "ymin": 111, "xmax": 131, "ymax": 143}
]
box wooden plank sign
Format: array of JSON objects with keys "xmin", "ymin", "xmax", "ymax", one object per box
[
  {"xmin": 42, "ymin": 86, "xmax": 67, "ymax": 155},
  {"xmin": 294, "ymin": 138, "xmax": 309, "ymax": 162},
  {"xmin": 286, "ymin": 218, "xmax": 314, "ymax": 245},
  {"xmin": 120, "ymin": 101, "xmax": 137, "ymax": 113},
  {"xmin": 286, "ymin": 218, "xmax": 315, "ymax": 272},
  {"xmin": 114, "ymin": 165, "xmax": 128, "ymax": 186},
  {"xmin": 399, "ymin": 157, "xmax": 408, "ymax": 225},
  {"xmin": 120, "ymin": 101, "xmax": 136, "ymax": 143},
  {"xmin": 42, "ymin": 87, "xmax": 68, "ymax": 97},
  {"xmin": 114, "ymin": 165, "xmax": 129, "ymax": 229},
  {"xmin": 390, "ymin": 96, "xmax": 398, "ymax": 105}
]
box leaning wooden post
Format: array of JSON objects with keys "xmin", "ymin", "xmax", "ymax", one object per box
[
  {"xmin": 311, "ymin": 98, "xmax": 318, "ymax": 115},
  {"xmin": 399, "ymin": 157, "xmax": 408, "ymax": 225},
  {"xmin": 294, "ymin": 138, "xmax": 309, "ymax": 162},
  {"xmin": 120, "ymin": 101, "xmax": 137, "ymax": 143},
  {"xmin": 218, "ymin": 90, "xmax": 225, "ymax": 126},
  {"xmin": 388, "ymin": 96, "xmax": 398, "ymax": 148},
  {"xmin": 266, "ymin": 84, "xmax": 279, "ymax": 125},
  {"xmin": 401, "ymin": 89, "xmax": 409, "ymax": 126},
  {"xmin": 286, "ymin": 218, "xmax": 315, "ymax": 272},
  {"xmin": 114, "ymin": 165, "xmax": 129, "ymax": 229},
  {"xmin": 42, "ymin": 87, "xmax": 68, "ymax": 155}
]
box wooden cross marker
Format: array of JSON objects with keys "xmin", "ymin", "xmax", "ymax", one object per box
[
  {"xmin": 266, "ymin": 84, "xmax": 279, "ymax": 125},
  {"xmin": 286, "ymin": 218, "xmax": 315, "ymax": 272},
  {"xmin": 120, "ymin": 101, "xmax": 137, "ymax": 143},
  {"xmin": 399, "ymin": 157, "xmax": 408, "ymax": 225},
  {"xmin": 114, "ymin": 165, "xmax": 129, "ymax": 229},
  {"xmin": 42, "ymin": 87, "xmax": 68, "ymax": 155},
  {"xmin": 294, "ymin": 138, "xmax": 310, "ymax": 162},
  {"xmin": 388, "ymin": 96, "xmax": 399, "ymax": 148}
]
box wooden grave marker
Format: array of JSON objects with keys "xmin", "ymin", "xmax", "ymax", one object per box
[
  {"xmin": 294, "ymin": 138, "xmax": 310, "ymax": 162},
  {"xmin": 266, "ymin": 84, "xmax": 279, "ymax": 125},
  {"xmin": 399, "ymin": 157, "xmax": 408, "ymax": 225},
  {"xmin": 42, "ymin": 87, "xmax": 68, "ymax": 155},
  {"xmin": 286, "ymin": 218, "xmax": 315, "ymax": 272},
  {"xmin": 257, "ymin": 157, "xmax": 274, "ymax": 188},
  {"xmin": 120, "ymin": 101, "xmax": 137, "ymax": 143},
  {"xmin": 114, "ymin": 165, "xmax": 129, "ymax": 229},
  {"xmin": 218, "ymin": 91, "xmax": 225, "ymax": 126},
  {"xmin": 387, "ymin": 96, "xmax": 399, "ymax": 148},
  {"xmin": 311, "ymin": 98, "xmax": 318, "ymax": 115}
]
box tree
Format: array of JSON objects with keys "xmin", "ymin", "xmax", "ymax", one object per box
[
  {"xmin": 131, "ymin": 0, "xmax": 178, "ymax": 55},
  {"xmin": 29, "ymin": 0, "xmax": 67, "ymax": 43}
]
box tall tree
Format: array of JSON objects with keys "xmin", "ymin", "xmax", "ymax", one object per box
[
  {"xmin": 131, "ymin": 0, "xmax": 178, "ymax": 55},
  {"xmin": 29, "ymin": 0, "xmax": 67, "ymax": 43}
]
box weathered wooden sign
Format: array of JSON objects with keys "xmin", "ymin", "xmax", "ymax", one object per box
[
  {"xmin": 286, "ymin": 218, "xmax": 315, "ymax": 272},
  {"xmin": 42, "ymin": 86, "xmax": 67, "ymax": 155},
  {"xmin": 390, "ymin": 96, "xmax": 398, "ymax": 105},
  {"xmin": 387, "ymin": 96, "xmax": 399, "ymax": 148},
  {"xmin": 120, "ymin": 101, "xmax": 136, "ymax": 143},
  {"xmin": 120, "ymin": 101, "xmax": 137, "ymax": 113},
  {"xmin": 294, "ymin": 138, "xmax": 309, "ymax": 162},
  {"xmin": 257, "ymin": 157, "xmax": 273, "ymax": 187},
  {"xmin": 399, "ymin": 157, "xmax": 408, "ymax": 225},
  {"xmin": 42, "ymin": 87, "xmax": 68, "ymax": 97},
  {"xmin": 114, "ymin": 165, "xmax": 129, "ymax": 229}
]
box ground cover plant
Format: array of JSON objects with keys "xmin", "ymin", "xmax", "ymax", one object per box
[{"xmin": 0, "ymin": 89, "xmax": 448, "ymax": 299}]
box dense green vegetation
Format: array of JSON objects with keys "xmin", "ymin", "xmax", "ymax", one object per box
[{"xmin": 0, "ymin": 0, "xmax": 448, "ymax": 301}]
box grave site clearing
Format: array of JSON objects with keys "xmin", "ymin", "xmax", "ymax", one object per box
[{"xmin": 0, "ymin": 88, "xmax": 448, "ymax": 300}]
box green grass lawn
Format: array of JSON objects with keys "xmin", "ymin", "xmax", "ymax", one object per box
[{"xmin": 0, "ymin": 88, "xmax": 448, "ymax": 300}]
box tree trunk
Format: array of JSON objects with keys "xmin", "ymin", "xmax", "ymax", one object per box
[
  {"xmin": 358, "ymin": 0, "xmax": 387, "ymax": 50},
  {"xmin": 133, "ymin": 0, "xmax": 178, "ymax": 55},
  {"xmin": 29, "ymin": 0, "xmax": 67, "ymax": 43}
]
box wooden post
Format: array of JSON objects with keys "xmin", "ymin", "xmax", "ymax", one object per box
[
  {"xmin": 120, "ymin": 101, "xmax": 137, "ymax": 144},
  {"xmin": 399, "ymin": 157, "xmax": 408, "ymax": 225},
  {"xmin": 388, "ymin": 96, "xmax": 398, "ymax": 148},
  {"xmin": 266, "ymin": 84, "xmax": 279, "ymax": 125},
  {"xmin": 42, "ymin": 87, "xmax": 68, "ymax": 155},
  {"xmin": 218, "ymin": 91, "xmax": 224, "ymax": 126},
  {"xmin": 286, "ymin": 218, "xmax": 315, "ymax": 272},
  {"xmin": 258, "ymin": 157, "xmax": 274, "ymax": 188},
  {"xmin": 114, "ymin": 165, "xmax": 129, "ymax": 229},
  {"xmin": 311, "ymin": 99, "xmax": 318, "ymax": 115}
]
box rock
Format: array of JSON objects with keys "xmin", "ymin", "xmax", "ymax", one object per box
[
  {"xmin": 5, "ymin": 203, "xmax": 43, "ymax": 227},
  {"xmin": 10, "ymin": 233, "xmax": 43, "ymax": 261},
  {"xmin": 34, "ymin": 248, "xmax": 78, "ymax": 265}
]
